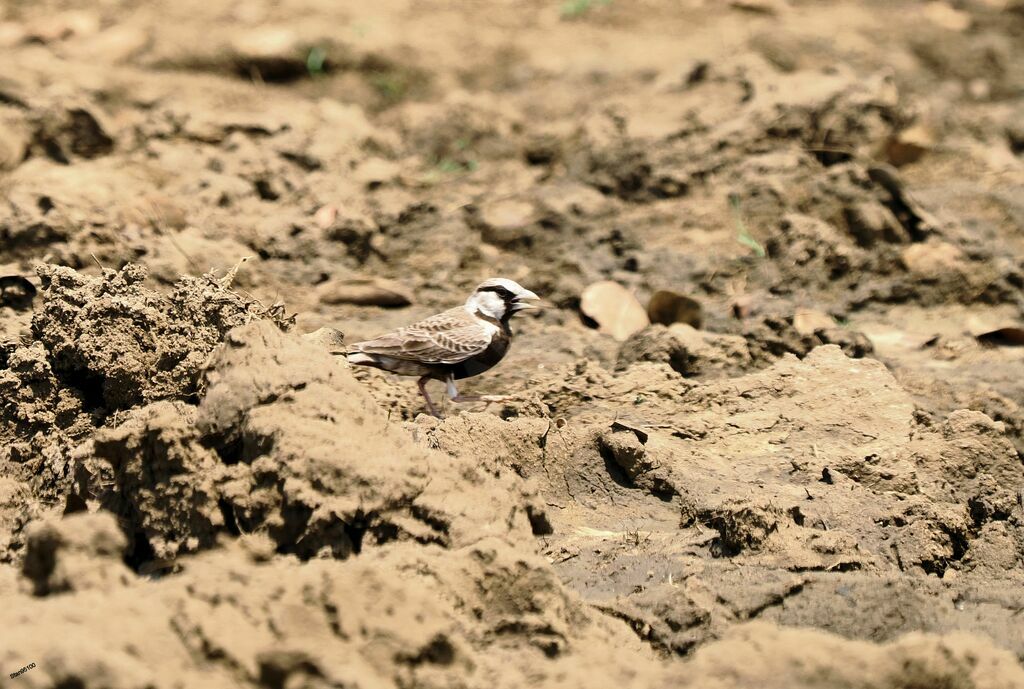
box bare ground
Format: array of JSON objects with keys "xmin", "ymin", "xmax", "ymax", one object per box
[{"xmin": 2, "ymin": 1, "xmax": 1024, "ymax": 687}]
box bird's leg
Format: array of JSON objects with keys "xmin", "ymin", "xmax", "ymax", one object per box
[
  {"xmin": 446, "ymin": 375, "xmax": 508, "ymax": 404},
  {"xmin": 417, "ymin": 376, "xmax": 442, "ymax": 418}
]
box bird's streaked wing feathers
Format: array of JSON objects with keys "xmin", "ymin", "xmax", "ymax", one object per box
[{"xmin": 349, "ymin": 307, "xmax": 492, "ymax": 365}]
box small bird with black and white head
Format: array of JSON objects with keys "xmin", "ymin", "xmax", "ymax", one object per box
[{"xmin": 346, "ymin": 278, "xmax": 540, "ymax": 416}]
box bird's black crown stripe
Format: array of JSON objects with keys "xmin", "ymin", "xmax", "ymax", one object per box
[{"xmin": 478, "ymin": 285, "xmax": 516, "ymax": 300}]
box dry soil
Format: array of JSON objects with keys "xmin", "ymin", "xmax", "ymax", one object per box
[{"xmin": 1, "ymin": 1, "xmax": 1024, "ymax": 688}]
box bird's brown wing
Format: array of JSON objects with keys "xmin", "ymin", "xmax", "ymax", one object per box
[{"xmin": 350, "ymin": 307, "xmax": 492, "ymax": 365}]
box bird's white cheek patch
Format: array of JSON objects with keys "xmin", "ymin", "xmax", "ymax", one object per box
[{"xmin": 466, "ymin": 292, "xmax": 506, "ymax": 320}]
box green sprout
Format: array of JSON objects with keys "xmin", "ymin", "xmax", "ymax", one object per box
[
  {"xmin": 729, "ymin": 195, "xmax": 766, "ymax": 258},
  {"xmin": 369, "ymin": 70, "xmax": 410, "ymax": 106},
  {"xmin": 561, "ymin": 0, "xmax": 612, "ymax": 19},
  {"xmin": 433, "ymin": 158, "xmax": 478, "ymax": 174},
  {"xmin": 306, "ymin": 46, "xmax": 327, "ymax": 77},
  {"xmin": 436, "ymin": 158, "xmax": 463, "ymax": 174}
]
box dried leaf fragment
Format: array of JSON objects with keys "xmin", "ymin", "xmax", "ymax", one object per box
[
  {"xmin": 976, "ymin": 328, "xmax": 1024, "ymax": 347},
  {"xmin": 580, "ymin": 281, "xmax": 649, "ymax": 341},
  {"xmin": 647, "ymin": 290, "xmax": 703, "ymax": 329},
  {"xmin": 0, "ymin": 274, "xmax": 37, "ymax": 308},
  {"xmin": 792, "ymin": 309, "xmax": 834, "ymax": 336},
  {"xmin": 885, "ymin": 124, "xmax": 935, "ymax": 167}
]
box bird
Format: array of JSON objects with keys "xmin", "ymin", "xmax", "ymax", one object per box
[{"xmin": 346, "ymin": 278, "xmax": 540, "ymax": 417}]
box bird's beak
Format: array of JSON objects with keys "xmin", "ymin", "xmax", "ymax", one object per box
[{"xmin": 512, "ymin": 289, "xmax": 541, "ymax": 311}]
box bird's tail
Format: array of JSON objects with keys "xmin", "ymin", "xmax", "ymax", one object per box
[{"xmin": 346, "ymin": 351, "xmax": 377, "ymax": 366}]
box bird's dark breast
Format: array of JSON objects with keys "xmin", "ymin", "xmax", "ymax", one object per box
[{"xmin": 448, "ymin": 329, "xmax": 510, "ymax": 380}]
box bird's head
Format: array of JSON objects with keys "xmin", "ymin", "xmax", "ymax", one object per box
[{"xmin": 465, "ymin": 278, "xmax": 540, "ymax": 321}]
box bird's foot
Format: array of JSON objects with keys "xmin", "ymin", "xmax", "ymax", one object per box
[{"xmin": 451, "ymin": 394, "xmax": 509, "ymax": 404}]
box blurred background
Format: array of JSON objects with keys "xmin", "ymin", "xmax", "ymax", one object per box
[
  {"xmin": 2, "ymin": 1, "xmax": 1024, "ymax": 684},
  {"xmin": 2, "ymin": 0, "xmax": 1022, "ymax": 417}
]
